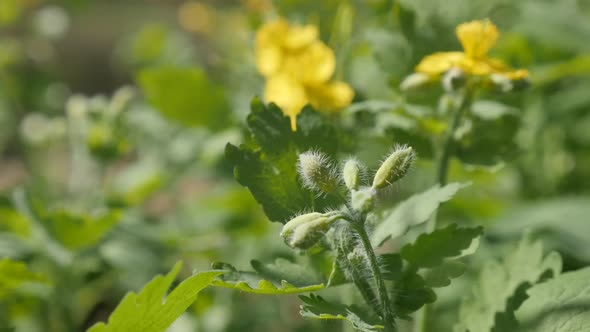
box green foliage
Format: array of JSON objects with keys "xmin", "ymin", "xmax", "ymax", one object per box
[
  {"xmin": 515, "ymin": 267, "xmax": 590, "ymax": 332},
  {"xmin": 39, "ymin": 208, "xmax": 122, "ymax": 251},
  {"xmin": 454, "ymin": 235, "xmax": 562, "ymax": 332},
  {"xmin": 137, "ymin": 67, "xmax": 229, "ymax": 129},
  {"xmin": 299, "ymin": 294, "xmax": 384, "ymax": 332},
  {"xmin": 372, "ymin": 182, "xmax": 470, "ymax": 246},
  {"xmin": 400, "ymin": 224, "xmax": 483, "ymax": 268},
  {"xmin": 88, "ymin": 262, "xmax": 221, "ymax": 332},
  {"xmin": 0, "ymin": 207, "xmax": 30, "ymax": 237},
  {"xmin": 210, "ymin": 262, "xmax": 324, "ymax": 295},
  {"xmin": 0, "ymin": 259, "xmax": 48, "ymax": 299},
  {"xmin": 226, "ymin": 99, "xmax": 341, "ymax": 223}
]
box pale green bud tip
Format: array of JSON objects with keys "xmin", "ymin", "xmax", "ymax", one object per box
[
  {"xmin": 280, "ymin": 212, "xmax": 341, "ymax": 249},
  {"xmin": 400, "ymin": 73, "xmax": 432, "ymax": 92},
  {"xmin": 350, "ymin": 187, "xmax": 375, "ymax": 213},
  {"xmin": 342, "ymin": 159, "xmax": 361, "ymax": 191},
  {"xmin": 297, "ymin": 151, "xmax": 338, "ymax": 193},
  {"xmin": 372, "ymin": 146, "xmax": 415, "ymax": 189}
]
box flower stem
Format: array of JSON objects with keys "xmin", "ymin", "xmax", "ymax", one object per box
[
  {"xmin": 417, "ymin": 88, "xmax": 474, "ymax": 332},
  {"xmin": 352, "ymin": 222, "xmax": 397, "ymax": 331}
]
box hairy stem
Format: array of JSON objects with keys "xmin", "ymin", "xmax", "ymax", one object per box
[{"xmin": 352, "ymin": 222, "xmax": 397, "ymax": 331}]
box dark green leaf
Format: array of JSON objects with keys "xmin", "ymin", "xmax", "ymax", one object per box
[
  {"xmin": 251, "ymin": 258, "xmax": 324, "ymax": 287},
  {"xmin": 226, "ymin": 99, "xmax": 341, "ymax": 223},
  {"xmin": 422, "ymin": 260, "xmax": 466, "ymax": 288},
  {"xmin": 393, "ymin": 271, "xmax": 436, "ymax": 317},
  {"xmin": 400, "ymin": 224, "xmax": 483, "ymax": 268}
]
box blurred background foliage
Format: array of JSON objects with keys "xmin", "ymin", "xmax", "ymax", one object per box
[{"xmin": 0, "ymin": 0, "xmax": 589, "ymax": 331}]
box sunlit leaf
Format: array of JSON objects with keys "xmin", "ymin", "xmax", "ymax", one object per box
[
  {"xmin": 88, "ymin": 262, "xmax": 221, "ymax": 332},
  {"xmin": 372, "ymin": 182, "xmax": 470, "ymax": 246}
]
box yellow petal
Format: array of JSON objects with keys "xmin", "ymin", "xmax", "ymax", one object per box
[
  {"xmin": 307, "ymin": 81, "xmax": 354, "ymax": 112},
  {"xmin": 456, "ymin": 19, "xmax": 499, "ymax": 59},
  {"xmin": 283, "ymin": 23, "xmax": 318, "ymax": 50},
  {"xmin": 255, "ymin": 44, "xmax": 282, "ymax": 77},
  {"xmin": 415, "ymin": 52, "xmax": 466, "ymax": 76},
  {"xmin": 264, "ymin": 74, "xmax": 308, "ymax": 130},
  {"xmin": 284, "ymin": 41, "xmax": 336, "ymax": 85}
]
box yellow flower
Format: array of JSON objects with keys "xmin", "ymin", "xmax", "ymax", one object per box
[
  {"xmin": 255, "ymin": 18, "xmax": 354, "ymax": 130},
  {"xmin": 415, "ymin": 19, "xmax": 528, "ymax": 80}
]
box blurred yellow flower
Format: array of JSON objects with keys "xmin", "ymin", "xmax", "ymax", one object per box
[
  {"xmin": 415, "ymin": 19, "xmax": 528, "ymax": 80},
  {"xmin": 256, "ymin": 18, "xmax": 354, "ymax": 130}
]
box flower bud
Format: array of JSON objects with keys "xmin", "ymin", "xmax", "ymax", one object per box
[
  {"xmin": 297, "ymin": 151, "xmax": 339, "ymax": 193},
  {"xmin": 280, "ymin": 212, "xmax": 341, "ymax": 249},
  {"xmin": 350, "ymin": 187, "xmax": 375, "ymax": 213},
  {"xmin": 342, "ymin": 159, "xmax": 361, "ymax": 191},
  {"xmin": 400, "ymin": 73, "xmax": 432, "ymax": 92},
  {"xmin": 372, "ymin": 146, "xmax": 415, "ymax": 189},
  {"xmin": 442, "ymin": 67, "xmax": 466, "ymax": 92}
]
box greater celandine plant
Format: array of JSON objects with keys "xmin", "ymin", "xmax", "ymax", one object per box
[{"xmin": 86, "ymin": 18, "xmax": 587, "ymax": 332}]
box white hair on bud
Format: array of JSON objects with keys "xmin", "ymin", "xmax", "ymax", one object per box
[{"xmin": 297, "ymin": 150, "xmax": 340, "ymax": 194}]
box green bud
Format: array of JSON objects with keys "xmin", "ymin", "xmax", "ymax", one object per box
[
  {"xmin": 298, "ymin": 151, "xmax": 339, "ymax": 193},
  {"xmin": 87, "ymin": 123, "xmax": 130, "ymax": 161},
  {"xmin": 400, "ymin": 73, "xmax": 432, "ymax": 92},
  {"xmin": 372, "ymin": 146, "xmax": 415, "ymax": 189},
  {"xmin": 342, "ymin": 159, "xmax": 361, "ymax": 191},
  {"xmin": 350, "ymin": 187, "xmax": 375, "ymax": 213},
  {"xmin": 442, "ymin": 67, "xmax": 466, "ymax": 92},
  {"xmin": 280, "ymin": 212, "xmax": 341, "ymax": 249}
]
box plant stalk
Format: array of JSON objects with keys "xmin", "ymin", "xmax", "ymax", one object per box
[
  {"xmin": 418, "ymin": 88, "xmax": 474, "ymax": 332},
  {"xmin": 353, "ymin": 222, "xmax": 397, "ymax": 331}
]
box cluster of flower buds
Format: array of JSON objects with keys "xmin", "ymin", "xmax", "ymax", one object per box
[{"xmin": 297, "ymin": 151, "xmax": 340, "ymax": 194}]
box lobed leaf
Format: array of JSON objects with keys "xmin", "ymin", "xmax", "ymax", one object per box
[
  {"xmin": 226, "ymin": 99, "xmax": 341, "ymax": 223},
  {"xmin": 400, "ymin": 224, "xmax": 483, "ymax": 268},
  {"xmin": 0, "ymin": 258, "xmax": 48, "ymax": 299},
  {"xmin": 372, "ymin": 182, "xmax": 470, "ymax": 247},
  {"xmin": 454, "ymin": 234, "xmax": 562, "ymax": 332},
  {"xmin": 515, "ymin": 266, "xmax": 590, "ymax": 332},
  {"xmin": 88, "ymin": 262, "xmax": 221, "ymax": 332},
  {"xmin": 299, "ymin": 294, "xmax": 384, "ymax": 332}
]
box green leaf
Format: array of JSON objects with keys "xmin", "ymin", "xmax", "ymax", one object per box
[
  {"xmin": 299, "ymin": 294, "xmax": 384, "ymax": 332},
  {"xmin": 456, "ymin": 101, "xmax": 520, "ymax": 166},
  {"xmin": 0, "ymin": 207, "xmax": 30, "ymax": 237},
  {"xmin": 515, "ymin": 267, "xmax": 590, "ymax": 332},
  {"xmin": 42, "ymin": 209, "xmax": 122, "ymax": 251},
  {"xmin": 137, "ymin": 66, "xmax": 229, "ymax": 129},
  {"xmin": 0, "ymin": 259, "xmax": 48, "ymax": 299},
  {"xmin": 88, "ymin": 262, "xmax": 221, "ymax": 332},
  {"xmin": 393, "ymin": 271, "xmax": 436, "ymax": 317},
  {"xmin": 226, "ymin": 99, "xmax": 341, "ymax": 223},
  {"xmin": 454, "ymin": 235, "xmax": 562, "ymax": 332},
  {"xmin": 372, "ymin": 182, "xmax": 469, "ymax": 246},
  {"xmin": 400, "ymin": 224, "xmax": 483, "ymax": 268},
  {"xmin": 251, "ymin": 258, "xmax": 324, "ymax": 287},
  {"xmin": 422, "ymin": 260, "xmax": 466, "ymax": 288},
  {"xmin": 210, "ymin": 262, "xmax": 324, "ymax": 295},
  {"xmin": 490, "ymin": 197, "xmax": 590, "ymax": 262}
]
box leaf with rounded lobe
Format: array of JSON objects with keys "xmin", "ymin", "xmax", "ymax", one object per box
[
  {"xmin": 226, "ymin": 98, "xmax": 341, "ymax": 223},
  {"xmin": 137, "ymin": 66, "xmax": 229, "ymax": 129},
  {"xmin": 422, "ymin": 260, "xmax": 466, "ymax": 288},
  {"xmin": 400, "ymin": 224, "xmax": 483, "ymax": 268},
  {"xmin": 372, "ymin": 182, "xmax": 470, "ymax": 247},
  {"xmin": 299, "ymin": 294, "xmax": 384, "ymax": 332},
  {"xmin": 88, "ymin": 262, "xmax": 221, "ymax": 332},
  {"xmin": 251, "ymin": 258, "xmax": 324, "ymax": 287},
  {"xmin": 454, "ymin": 235, "xmax": 562, "ymax": 332},
  {"xmin": 515, "ymin": 267, "xmax": 590, "ymax": 332}
]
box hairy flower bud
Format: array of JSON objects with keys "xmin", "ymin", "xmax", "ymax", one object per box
[
  {"xmin": 298, "ymin": 151, "xmax": 339, "ymax": 193},
  {"xmin": 442, "ymin": 67, "xmax": 466, "ymax": 92},
  {"xmin": 351, "ymin": 187, "xmax": 375, "ymax": 213},
  {"xmin": 400, "ymin": 72, "xmax": 432, "ymax": 92},
  {"xmin": 280, "ymin": 212, "xmax": 341, "ymax": 249},
  {"xmin": 342, "ymin": 159, "xmax": 361, "ymax": 191},
  {"xmin": 372, "ymin": 146, "xmax": 415, "ymax": 189}
]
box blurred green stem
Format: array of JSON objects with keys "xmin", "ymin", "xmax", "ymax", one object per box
[{"xmin": 417, "ymin": 87, "xmax": 474, "ymax": 332}]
